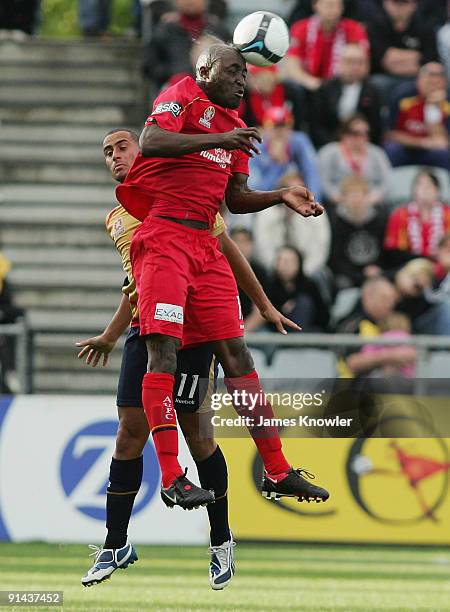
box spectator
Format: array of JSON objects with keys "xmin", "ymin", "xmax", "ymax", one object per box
[
  {"xmin": 311, "ymin": 42, "xmax": 383, "ymax": 146},
  {"xmin": 336, "ymin": 276, "xmax": 417, "ymax": 378},
  {"xmin": 248, "ymin": 105, "xmax": 322, "ymax": 203},
  {"xmin": 438, "ymin": 6, "xmax": 450, "ymax": 80},
  {"xmin": 0, "ymin": 253, "xmax": 25, "ymax": 393},
  {"xmin": 286, "ymin": 0, "xmax": 369, "ymax": 92},
  {"xmin": 327, "ymin": 175, "xmax": 389, "ymax": 289},
  {"xmin": 393, "ymin": 257, "xmax": 450, "ymax": 334},
  {"xmin": 262, "ymin": 246, "xmax": 330, "ymax": 332},
  {"xmin": 78, "ymin": 0, "xmax": 110, "ymax": 37},
  {"xmin": 359, "ymin": 311, "xmax": 416, "ymax": 377},
  {"xmin": 0, "ymin": 0, "xmax": 39, "ymax": 37},
  {"xmin": 287, "ymin": 0, "xmax": 368, "ymax": 24},
  {"xmin": 252, "ymin": 169, "xmax": 331, "ymax": 276},
  {"xmin": 241, "ymin": 65, "xmax": 306, "ymax": 131},
  {"xmin": 367, "ymin": 0, "xmax": 439, "ymax": 98},
  {"xmin": 384, "ymin": 168, "xmax": 450, "ymax": 267},
  {"xmin": 318, "ymin": 114, "xmax": 392, "ymax": 205},
  {"xmin": 143, "ymin": 0, "xmax": 230, "ymax": 88},
  {"xmin": 384, "ymin": 63, "xmax": 450, "ymax": 170},
  {"xmin": 228, "ymin": 227, "xmax": 269, "ymax": 321}
]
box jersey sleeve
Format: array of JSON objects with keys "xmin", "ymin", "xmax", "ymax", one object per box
[
  {"xmin": 144, "ymin": 79, "xmax": 194, "ymax": 133},
  {"xmin": 231, "ymin": 149, "xmax": 250, "ymax": 175},
  {"xmin": 384, "ymin": 208, "xmax": 408, "ymax": 251}
]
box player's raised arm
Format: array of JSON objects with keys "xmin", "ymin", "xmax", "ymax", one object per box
[
  {"xmin": 140, "ymin": 124, "xmax": 262, "ymax": 158},
  {"xmin": 219, "ymin": 232, "xmax": 301, "ymax": 334},
  {"xmin": 225, "ymin": 172, "xmax": 324, "ymax": 216}
]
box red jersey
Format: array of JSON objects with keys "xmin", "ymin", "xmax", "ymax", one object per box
[
  {"xmin": 288, "ymin": 16, "xmax": 368, "ymax": 79},
  {"xmin": 116, "ymin": 76, "xmax": 249, "ymax": 226},
  {"xmin": 395, "ymin": 95, "xmax": 450, "ymax": 138},
  {"xmin": 384, "ymin": 202, "xmax": 450, "ymax": 258}
]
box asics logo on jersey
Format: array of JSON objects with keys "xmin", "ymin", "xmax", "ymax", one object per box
[
  {"xmin": 153, "ymin": 101, "xmax": 183, "ymax": 118},
  {"xmin": 199, "ymin": 106, "xmax": 216, "ymax": 129},
  {"xmin": 154, "ymin": 303, "xmax": 184, "ymax": 324}
]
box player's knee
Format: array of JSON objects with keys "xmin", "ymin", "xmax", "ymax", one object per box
[
  {"xmin": 222, "ymin": 342, "xmax": 254, "ymax": 377},
  {"xmin": 187, "ymin": 436, "xmax": 217, "ymax": 462},
  {"xmin": 147, "ymin": 335, "xmax": 179, "ymax": 375},
  {"xmin": 115, "ymin": 412, "xmax": 149, "ymax": 459}
]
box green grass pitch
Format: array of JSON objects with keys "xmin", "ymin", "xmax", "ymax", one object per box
[{"xmin": 1, "ymin": 542, "xmax": 450, "ymax": 611}]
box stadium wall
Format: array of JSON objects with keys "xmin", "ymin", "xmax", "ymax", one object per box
[{"xmin": 0, "ymin": 396, "xmax": 449, "ymax": 545}]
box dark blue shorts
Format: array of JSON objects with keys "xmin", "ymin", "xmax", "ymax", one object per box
[{"xmin": 116, "ymin": 326, "xmax": 218, "ymax": 413}]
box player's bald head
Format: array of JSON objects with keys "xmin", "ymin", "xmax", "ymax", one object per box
[{"xmin": 196, "ymin": 43, "xmax": 245, "ymax": 82}]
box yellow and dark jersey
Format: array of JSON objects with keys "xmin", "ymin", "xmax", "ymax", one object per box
[{"xmin": 105, "ymin": 205, "xmax": 227, "ymax": 322}]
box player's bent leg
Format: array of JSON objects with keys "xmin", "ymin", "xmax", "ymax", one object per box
[
  {"xmin": 213, "ymin": 338, "xmax": 330, "ymax": 503},
  {"xmin": 143, "ymin": 335, "xmax": 215, "ymax": 510},
  {"xmin": 178, "ymin": 412, "xmax": 235, "ymax": 590},
  {"xmin": 82, "ymin": 407, "xmax": 146, "ymax": 587}
]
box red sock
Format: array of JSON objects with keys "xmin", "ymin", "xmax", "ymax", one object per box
[
  {"xmin": 224, "ymin": 371, "xmax": 290, "ymax": 476},
  {"xmin": 142, "ymin": 372, "xmax": 183, "ymax": 488}
]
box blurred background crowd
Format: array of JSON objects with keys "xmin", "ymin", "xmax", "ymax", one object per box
[{"xmin": 1, "ymin": 0, "xmax": 450, "ymax": 387}]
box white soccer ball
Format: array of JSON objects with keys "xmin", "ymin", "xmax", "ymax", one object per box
[{"xmin": 233, "ymin": 11, "xmax": 290, "ymax": 67}]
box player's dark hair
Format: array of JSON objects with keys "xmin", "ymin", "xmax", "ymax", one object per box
[{"xmin": 104, "ymin": 128, "xmax": 139, "ymax": 143}]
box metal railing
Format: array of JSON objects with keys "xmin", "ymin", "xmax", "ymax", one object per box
[
  {"xmin": 245, "ymin": 332, "xmax": 450, "ymax": 396},
  {"xmin": 7, "ymin": 328, "xmax": 450, "ymax": 395}
]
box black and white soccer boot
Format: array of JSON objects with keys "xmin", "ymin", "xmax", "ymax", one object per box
[
  {"xmin": 81, "ymin": 541, "xmax": 137, "ymax": 586},
  {"xmin": 160, "ymin": 468, "xmax": 215, "ymax": 510},
  {"xmin": 209, "ymin": 532, "xmax": 236, "ymax": 590},
  {"xmin": 261, "ymin": 468, "xmax": 330, "ymax": 503}
]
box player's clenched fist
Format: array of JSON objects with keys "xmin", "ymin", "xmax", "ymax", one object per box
[
  {"xmin": 281, "ymin": 186, "xmax": 324, "ymax": 217},
  {"xmin": 220, "ymin": 127, "xmax": 262, "ymax": 156}
]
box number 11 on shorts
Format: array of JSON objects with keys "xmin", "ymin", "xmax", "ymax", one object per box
[{"xmin": 177, "ymin": 374, "xmax": 199, "ymax": 398}]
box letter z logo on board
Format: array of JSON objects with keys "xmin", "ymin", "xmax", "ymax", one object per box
[{"xmin": 154, "ymin": 303, "xmax": 184, "ymax": 324}]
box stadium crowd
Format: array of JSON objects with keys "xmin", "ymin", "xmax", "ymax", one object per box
[
  {"xmin": 140, "ymin": 0, "xmax": 450, "ymax": 341},
  {"xmin": 2, "ymin": 0, "xmax": 450, "ymax": 380}
]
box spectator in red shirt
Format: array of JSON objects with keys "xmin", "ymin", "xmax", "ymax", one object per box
[
  {"xmin": 286, "ymin": 0, "xmax": 369, "ymax": 92},
  {"xmin": 384, "ymin": 62, "xmax": 450, "ymax": 171},
  {"xmin": 383, "ymin": 168, "xmax": 450, "ymax": 267},
  {"xmin": 241, "ymin": 65, "xmax": 306, "ymax": 131}
]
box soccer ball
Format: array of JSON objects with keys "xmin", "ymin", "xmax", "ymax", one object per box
[{"xmin": 233, "ymin": 11, "xmax": 290, "ymax": 67}]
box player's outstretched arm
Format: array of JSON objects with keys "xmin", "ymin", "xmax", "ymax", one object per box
[
  {"xmin": 226, "ymin": 172, "xmax": 324, "ymax": 216},
  {"xmin": 140, "ymin": 124, "xmax": 262, "ymax": 158},
  {"xmin": 75, "ymin": 294, "xmax": 132, "ymax": 367},
  {"xmin": 220, "ymin": 232, "xmax": 300, "ymax": 334}
]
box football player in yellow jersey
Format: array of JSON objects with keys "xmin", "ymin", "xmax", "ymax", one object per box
[{"xmin": 77, "ymin": 129, "xmax": 301, "ymax": 590}]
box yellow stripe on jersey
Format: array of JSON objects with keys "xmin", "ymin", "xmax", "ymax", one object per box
[{"xmin": 105, "ymin": 206, "xmax": 226, "ymax": 322}]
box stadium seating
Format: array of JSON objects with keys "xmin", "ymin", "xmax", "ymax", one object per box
[{"xmin": 389, "ymin": 165, "xmax": 450, "ymax": 207}]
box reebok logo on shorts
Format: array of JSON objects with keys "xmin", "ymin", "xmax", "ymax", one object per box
[{"xmin": 154, "ymin": 303, "xmax": 184, "ymax": 324}]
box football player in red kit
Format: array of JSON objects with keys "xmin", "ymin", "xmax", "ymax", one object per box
[{"xmin": 116, "ymin": 43, "xmax": 330, "ymax": 511}]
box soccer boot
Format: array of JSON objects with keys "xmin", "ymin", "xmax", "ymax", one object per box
[
  {"xmin": 161, "ymin": 468, "xmax": 215, "ymax": 510},
  {"xmin": 81, "ymin": 541, "xmax": 137, "ymax": 586},
  {"xmin": 209, "ymin": 532, "xmax": 236, "ymax": 590},
  {"xmin": 261, "ymin": 467, "xmax": 330, "ymax": 502}
]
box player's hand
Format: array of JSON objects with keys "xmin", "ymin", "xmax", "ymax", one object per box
[
  {"xmin": 221, "ymin": 127, "xmax": 262, "ymax": 156},
  {"xmin": 259, "ymin": 303, "xmax": 301, "ymax": 335},
  {"xmin": 281, "ymin": 186, "xmax": 324, "ymax": 217},
  {"xmin": 75, "ymin": 334, "xmax": 117, "ymax": 367}
]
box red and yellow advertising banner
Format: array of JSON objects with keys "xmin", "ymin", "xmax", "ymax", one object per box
[{"xmin": 219, "ymin": 436, "xmax": 450, "ymax": 545}]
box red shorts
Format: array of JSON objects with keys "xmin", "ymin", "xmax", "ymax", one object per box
[{"xmin": 130, "ymin": 216, "xmax": 244, "ymax": 346}]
